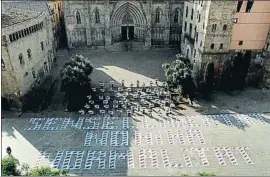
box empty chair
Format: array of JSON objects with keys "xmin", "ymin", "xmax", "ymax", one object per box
[
  {"xmin": 110, "ymin": 81, "xmax": 114, "ymax": 88},
  {"xmin": 79, "ymin": 109, "xmax": 85, "ymax": 115},
  {"xmin": 88, "ymin": 110, "xmax": 94, "ymax": 115},
  {"xmin": 99, "ymin": 96, "xmax": 104, "ymax": 100},
  {"xmin": 99, "ymin": 81, "xmax": 104, "ymax": 87},
  {"xmin": 84, "ymin": 104, "xmax": 90, "ymax": 109}
]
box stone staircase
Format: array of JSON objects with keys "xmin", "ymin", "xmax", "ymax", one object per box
[{"xmin": 105, "ymin": 41, "xmax": 144, "ymax": 52}]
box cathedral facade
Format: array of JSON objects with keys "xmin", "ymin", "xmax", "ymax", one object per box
[{"xmin": 63, "ymin": 0, "xmax": 183, "ymax": 51}]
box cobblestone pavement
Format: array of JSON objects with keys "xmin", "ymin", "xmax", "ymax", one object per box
[{"xmin": 2, "ymin": 113, "xmax": 270, "ymax": 176}]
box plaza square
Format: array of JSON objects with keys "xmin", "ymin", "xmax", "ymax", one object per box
[{"xmin": 2, "ymin": 113, "xmax": 270, "ymax": 176}]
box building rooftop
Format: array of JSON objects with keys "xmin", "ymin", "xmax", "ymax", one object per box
[
  {"xmin": 1, "ymin": 1, "xmax": 49, "ymax": 14},
  {"xmin": 1, "ymin": 8, "xmax": 42, "ymax": 28}
]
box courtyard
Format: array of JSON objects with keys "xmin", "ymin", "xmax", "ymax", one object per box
[
  {"xmin": 2, "ymin": 48, "xmax": 270, "ymax": 176},
  {"xmin": 2, "ymin": 112, "xmax": 270, "ymax": 176}
]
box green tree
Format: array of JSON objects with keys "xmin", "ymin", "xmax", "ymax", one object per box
[
  {"xmin": 162, "ymin": 56, "xmax": 196, "ymax": 103},
  {"xmin": 29, "ymin": 166, "xmax": 68, "ymax": 176},
  {"xmin": 202, "ymin": 61, "xmax": 215, "ymax": 99},
  {"xmin": 240, "ymin": 50, "xmax": 252, "ymax": 89},
  {"xmin": 60, "ymin": 54, "xmax": 94, "ymax": 111},
  {"xmin": 1, "ymin": 156, "xmax": 21, "ymax": 176},
  {"xmin": 197, "ymin": 172, "xmax": 216, "ymax": 176},
  {"xmin": 220, "ymin": 59, "xmax": 233, "ymax": 92}
]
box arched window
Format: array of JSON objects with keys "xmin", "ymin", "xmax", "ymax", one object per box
[
  {"xmin": 155, "ymin": 8, "xmax": 161, "ymax": 23},
  {"xmin": 223, "ymin": 24, "xmax": 227, "ymax": 31},
  {"xmin": 212, "ymin": 24, "xmax": 217, "ymax": 32},
  {"xmin": 184, "ymin": 21, "xmax": 187, "ymax": 32},
  {"xmin": 194, "ymin": 49, "xmax": 196, "ymax": 57},
  {"xmin": 95, "ymin": 9, "xmax": 100, "ymax": 24},
  {"xmin": 2, "ymin": 58, "xmax": 5, "ymax": 70},
  {"xmin": 41, "ymin": 42, "xmax": 44, "ymax": 51},
  {"xmin": 186, "ymin": 48, "xmax": 190, "ymax": 58},
  {"xmin": 9, "ymin": 34, "xmax": 13, "ymax": 42},
  {"xmin": 76, "ymin": 11, "xmax": 81, "ymax": 24},
  {"xmin": 185, "ymin": 7, "xmax": 188, "ymax": 18},
  {"xmin": 210, "ymin": 43, "xmax": 215, "ymax": 49},
  {"xmin": 27, "ymin": 49, "xmax": 32, "ymax": 60},
  {"xmin": 44, "ymin": 61, "xmax": 49, "ymax": 74},
  {"xmin": 32, "ymin": 68, "xmax": 36, "ymax": 78},
  {"xmin": 200, "ymin": 41, "xmax": 202, "ymax": 47},
  {"xmin": 19, "ymin": 53, "xmax": 24, "ymax": 66},
  {"xmin": 219, "ymin": 43, "xmax": 223, "ymax": 49},
  {"xmin": 174, "ymin": 9, "xmax": 179, "ymax": 23}
]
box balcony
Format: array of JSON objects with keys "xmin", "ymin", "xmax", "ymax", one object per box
[{"xmin": 184, "ymin": 33, "xmax": 195, "ymax": 45}]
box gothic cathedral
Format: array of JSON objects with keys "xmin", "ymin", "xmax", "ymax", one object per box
[{"xmin": 63, "ymin": 0, "xmax": 183, "ymax": 51}]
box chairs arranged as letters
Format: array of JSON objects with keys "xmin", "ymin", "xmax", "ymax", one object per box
[{"xmin": 80, "ymin": 79, "xmax": 176, "ymax": 117}]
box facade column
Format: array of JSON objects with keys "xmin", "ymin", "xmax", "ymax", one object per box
[
  {"xmin": 164, "ymin": 0, "xmax": 170, "ymax": 45},
  {"xmin": 63, "ymin": 1, "xmax": 72, "ymax": 48},
  {"xmin": 105, "ymin": 0, "xmax": 112, "ymax": 47},
  {"xmin": 85, "ymin": 2, "xmax": 92, "ymax": 47},
  {"xmin": 144, "ymin": 1, "xmax": 152, "ymax": 50}
]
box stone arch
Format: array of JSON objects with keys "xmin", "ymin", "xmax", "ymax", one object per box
[
  {"xmin": 154, "ymin": 7, "xmax": 162, "ymax": 23},
  {"xmin": 173, "ymin": 8, "xmax": 182, "ymax": 23},
  {"xmin": 73, "ymin": 9, "xmax": 83, "ymax": 24},
  {"xmin": 111, "ymin": 2, "xmax": 146, "ymax": 26},
  {"xmin": 94, "ymin": 7, "xmax": 101, "ymax": 24},
  {"xmin": 186, "ymin": 45, "xmax": 192, "ymax": 59}
]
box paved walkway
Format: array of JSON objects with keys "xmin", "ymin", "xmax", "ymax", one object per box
[{"xmin": 2, "ymin": 113, "xmax": 270, "ymax": 176}]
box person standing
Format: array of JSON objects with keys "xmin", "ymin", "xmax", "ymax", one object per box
[
  {"xmin": 137, "ymin": 80, "xmax": 140, "ymax": 88},
  {"xmin": 6, "ymin": 147, "xmax": 12, "ymax": 156}
]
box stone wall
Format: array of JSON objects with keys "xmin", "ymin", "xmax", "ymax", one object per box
[
  {"xmin": 203, "ymin": 1, "xmax": 235, "ymax": 55},
  {"xmin": 1, "ymin": 12, "xmax": 54, "ymax": 109}
]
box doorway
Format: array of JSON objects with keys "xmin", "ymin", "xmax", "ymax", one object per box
[
  {"xmin": 122, "ymin": 26, "xmax": 127, "ymax": 41},
  {"xmin": 121, "ymin": 26, "xmax": 134, "ymax": 41},
  {"xmin": 129, "ymin": 26, "xmax": 134, "ymax": 40}
]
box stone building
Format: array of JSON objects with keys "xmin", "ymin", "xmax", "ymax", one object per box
[
  {"xmin": 63, "ymin": 0, "xmax": 184, "ymax": 51},
  {"xmin": 2, "ymin": 1, "xmax": 63, "ymax": 52},
  {"xmin": 47, "ymin": 0, "xmax": 65, "ymax": 48},
  {"xmin": 181, "ymin": 1, "xmax": 235, "ymax": 71},
  {"xmin": 181, "ymin": 0, "xmax": 270, "ymax": 78},
  {"xmin": 1, "ymin": 8, "xmax": 54, "ymax": 109}
]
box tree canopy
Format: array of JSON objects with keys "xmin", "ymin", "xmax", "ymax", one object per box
[
  {"xmin": 1, "ymin": 156, "xmax": 21, "ymax": 176},
  {"xmin": 162, "ymin": 55, "xmax": 196, "ymax": 101},
  {"xmin": 29, "ymin": 166, "xmax": 68, "ymax": 176},
  {"xmin": 60, "ymin": 54, "xmax": 93, "ymax": 91},
  {"xmin": 60, "ymin": 54, "xmax": 94, "ymax": 111}
]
